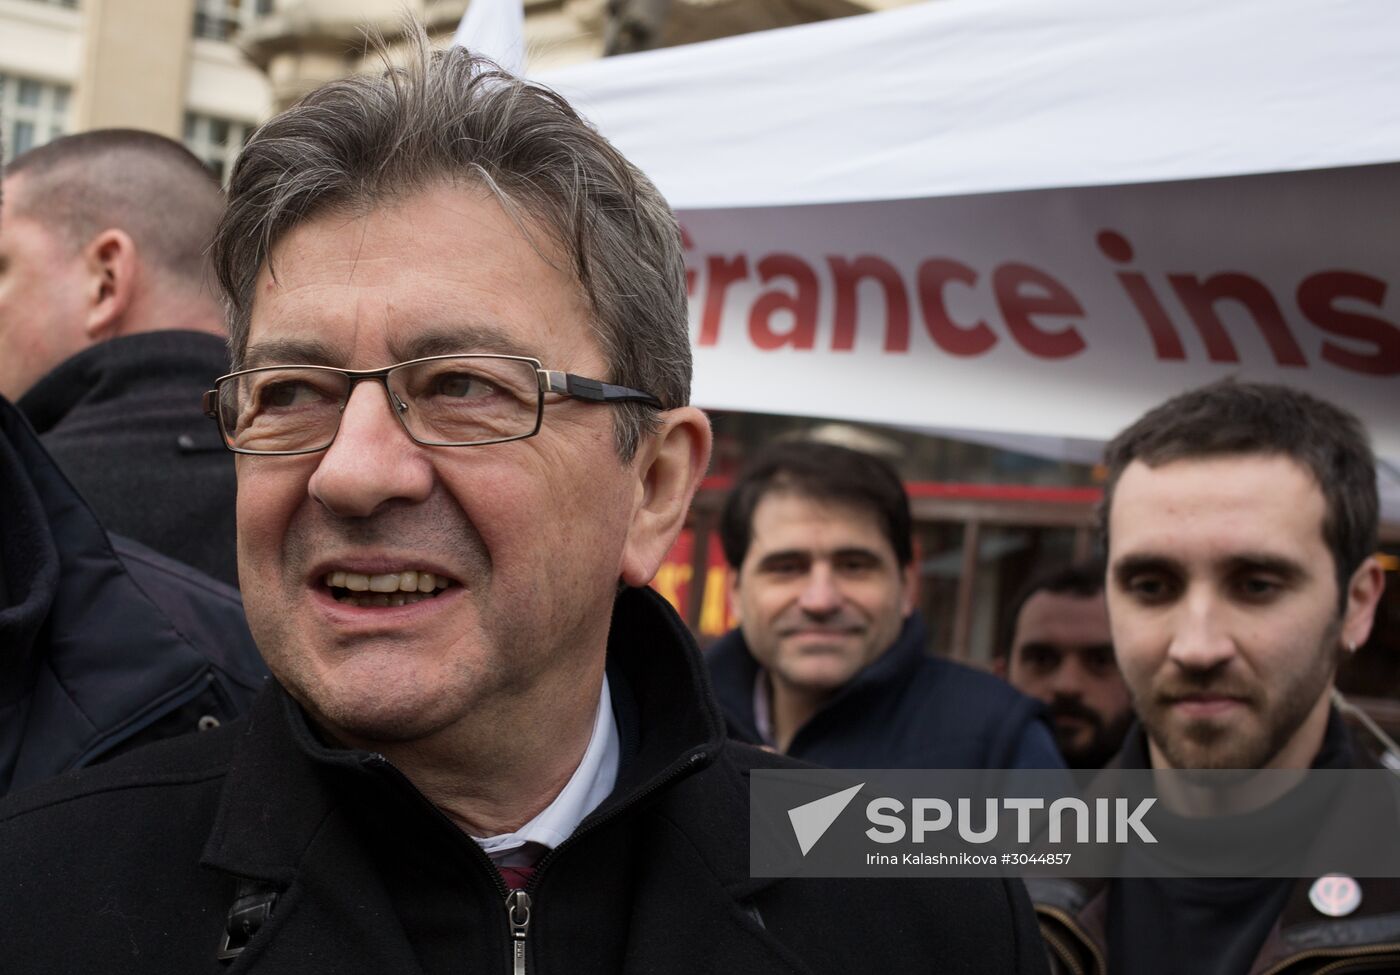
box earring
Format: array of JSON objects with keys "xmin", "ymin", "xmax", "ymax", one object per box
[{"xmin": 1346, "ymin": 640, "xmax": 1358, "ymax": 653}]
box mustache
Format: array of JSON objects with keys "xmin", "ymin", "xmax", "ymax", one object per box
[
  {"xmin": 1044, "ymin": 695, "xmax": 1104, "ymax": 729},
  {"xmin": 776, "ymin": 619, "xmax": 866, "ymax": 636},
  {"xmin": 285, "ymin": 498, "xmax": 491, "ymax": 575},
  {"xmin": 1154, "ymin": 669, "xmax": 1257, "ymax": 705}
]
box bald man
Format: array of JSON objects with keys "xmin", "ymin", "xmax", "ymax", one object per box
[{"xmin": 0, "ymin": 130, "xmax": 237, "ymax": 584}]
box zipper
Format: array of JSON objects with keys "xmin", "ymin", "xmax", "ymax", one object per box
[
  {"xmin": 1038, "ymin": 925, "xmax": 1088, "ymax": 975},
  {"xmin": 365, "ymin": 745, "xmax": 715, "ymax": 975},
  {"xmin": 506, "ymin": 890, "xmax": 531, "ymax": 975},
  {"xmin": 1034, "ymin": 905, "xmax": 1105, "ymax": 975},
  {"xmin": 1257, "ymin": 943, "xmax": 1400, "ymax": 975}
]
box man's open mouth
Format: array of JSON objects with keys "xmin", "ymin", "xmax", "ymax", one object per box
[{"xmin": 322, "ymin": 570, "xmax": 454, "ymax": 608}]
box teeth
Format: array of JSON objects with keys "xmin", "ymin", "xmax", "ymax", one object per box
[{"xmin": 324, "ymin": 569, "xmax": 453, "ymax": 597}]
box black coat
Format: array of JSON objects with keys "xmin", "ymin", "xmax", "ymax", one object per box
[
  {"xmin": 0, "ymin": 588, "xmax": 1049, "ymax": 974},
  {"xmin": 0, "ymin": 394, "xmax": 266, "ymax": 797},
  {"xmin": 18, "ymin": 330, "xmax": 240, "ymax": 586},
  {"xmin": 1030, "ymin": 715, "xmax": 1400, "ymax": 974},
  {"xmin": 707, "ymin": 615, "xmax": 1063, "ymax": 769}
]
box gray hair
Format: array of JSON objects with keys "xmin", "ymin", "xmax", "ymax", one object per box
[{"xmin": 212, "ymin": 30, "xmax": 691, "ymax": 461}]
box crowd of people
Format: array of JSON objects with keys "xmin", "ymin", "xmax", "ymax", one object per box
[{"xmin": 0, "ymin": 30, "xmax": 1393, "ymax": 975}]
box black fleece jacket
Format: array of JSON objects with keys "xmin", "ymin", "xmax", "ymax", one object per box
[{"xmin": 0, "ymin": 588, "xmax": 1048, "ymax": 975}]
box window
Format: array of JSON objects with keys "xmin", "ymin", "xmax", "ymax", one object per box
[
  {"xmin": 192, "ymin": 0, "xmax": 273, "ymax": 42},
  {"xmin": 0, "ymin": 73, "xmax": 71, "ymax": 164},
  {"xmin": 184, "ymin": 111, "xmax": 253, "ymax": 184}
]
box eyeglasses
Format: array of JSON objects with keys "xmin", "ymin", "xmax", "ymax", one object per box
[{"xmin": 203, "ymin": 354, "xmax": 662, "ymax": 455}]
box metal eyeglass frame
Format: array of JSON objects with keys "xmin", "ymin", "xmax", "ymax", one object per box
[{"xmin": 202, "ymin": 353, "xmax": 663, "ymax": 456}]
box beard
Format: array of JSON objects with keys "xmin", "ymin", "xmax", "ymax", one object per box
[
  {"xmin": 1044, "ymin": 696, "xmax": 1134, "ymax": 769},
  {"xmin": 1140, "ymin": 622, "xmax": 1341, "ymax": 770}
]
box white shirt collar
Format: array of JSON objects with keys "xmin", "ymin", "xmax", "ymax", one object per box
[
  {"xmin": 752, "ymin": 669, "xmax": 777, "ymax": 748},
  {"xmin": 472, "ymin": 673, "xmax": 620, "ymax": 859}
]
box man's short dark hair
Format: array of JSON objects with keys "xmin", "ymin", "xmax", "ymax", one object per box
[
  {"xmin": 997, "ymin": 559, "xmax": 1106, "ymax": 660},
  {"xmin": 719, "ymin": 440, "xmax": 913, "ymax": 569},
  {"xmin": 1101, "ymin": 380, "xmax": 1377, "ymax": 598},
  {"xmin": 6, "ymin": 129, "xmax": 223, "ymax": 292}
]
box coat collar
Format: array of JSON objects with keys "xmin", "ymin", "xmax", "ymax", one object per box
[
  {"xmin": 0, "ymin": 395, "xmax": 223, "ymax": 791},
  {"xmin": 201, "ymin": 586, "xmax": 730, "ymax": 881},
  {"xmin": 706, "ymin": 613, "xmax": 928, "ymax": 744},
  {"xmin": 16, "ymin": 331, "xmax": 230, "ymax": 437}
]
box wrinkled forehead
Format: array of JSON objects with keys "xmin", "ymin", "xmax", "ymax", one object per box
[{"xmin": 242, "ymin": 188, "xmax": 597, "ymax": 371}]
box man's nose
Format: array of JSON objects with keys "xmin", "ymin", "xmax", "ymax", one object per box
[
  {"xmin": 797, "ymin": 564, "xmax": 843, "ymax": 616},
  {"xmin": 1165, "ymin": 587, "xmax": 1236, "ymax": 673},
  {"xmin": 1048, "ymin": 657, "xmax": 1087, "ymax": 699},
  {"xmin": 307, "ymin": 381, "xmax": 435, "ymax": 518}
]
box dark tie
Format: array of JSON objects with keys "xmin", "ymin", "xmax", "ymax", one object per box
[{"xmin": 498, "ymin": 864, "xmax": 536, "ymax": 890}]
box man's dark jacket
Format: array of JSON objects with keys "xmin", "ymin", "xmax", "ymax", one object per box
[
  {"xmin": 707, "ymin": 614, "xmax": 1063, "ymax": 768},
  {"xmin": 17, "ymin": 330, "xmax": 240, "ymax": 586},
  {"xmin": 1030, "ymin": 717, "xmax": 1400, "ymax": 974},
  {"xmin": 0, "ymin": 588, "xmax": 1049, "ymax": 974},
  {"xmin": 0, "ymin": 394, "xmax": 266, "ymax": 797}
]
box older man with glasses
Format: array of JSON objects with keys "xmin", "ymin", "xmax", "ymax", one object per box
[{"xmin": 0, "ymin": 36, "xmax": 1048, "ymax": 975}]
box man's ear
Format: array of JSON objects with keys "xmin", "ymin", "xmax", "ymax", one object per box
[
  {"xmin": 81, "ymin": 229, "xmax": 138, "ymax": 341},
  {"xmin": 992, "ymin": 656, "xmax": 1008, "ymax": 679},
  {"xmin": 1341, "ymin": 555, "xmax": 1386, "ymax": 651},
  {"xmin": 619, "ymin": 406, "xmax": 713, "ymax": 587}
]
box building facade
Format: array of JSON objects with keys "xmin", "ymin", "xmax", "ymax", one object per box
[{"xmin": 0, "ymin": 0, "xmax": 272, "ymax": 176}]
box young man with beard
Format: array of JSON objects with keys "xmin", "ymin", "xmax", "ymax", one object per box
[
  {"xmin": 1032, "ymin": 381, "xmax": 1396, "ymax": 975},
  {"xmin": 997, "ymin": 561, "xmax": 1133, "ymax": 769}
]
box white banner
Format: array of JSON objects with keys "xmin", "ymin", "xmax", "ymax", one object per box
[
  {"xmin": 680, "ymin": 164, "xmax": 1399, "ymax": 466},
  {"xmin": 541, "ymin": 0, "xmax": 1400, "ymax": 514}
]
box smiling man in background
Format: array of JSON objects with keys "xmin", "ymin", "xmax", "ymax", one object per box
[
  {"xmin": 0, "ymin": 41, "xmax": 1048, "ymax": 974},
  {"xmin": 707, "ymin": 439, "xmax": 1062, "ymax": 769}
]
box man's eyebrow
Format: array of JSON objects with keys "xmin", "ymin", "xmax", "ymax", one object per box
[
  {"xmin": 1015, "ymin": 640, "xmax": 1062, "ymax": 658},
  {"xmin": 1222, "ymin": 554, "xmax": 1308, "ymax": 581},
  {"xmin": 241, "ymin": 338, "xmax": 343, "ymax": 370},
  {"xmin": 239, "ymin": 325, "xmax": 545, "ymax": 371},
  {"xmin": 1111, "ymin": 554, "xmax": 1182, "ymax": 583},
  {"xmin": 390, "ymin": 324, "xmax": 542, "ymax": 363},
  {"xmin": 832, "ymin": 547, "xmax": 883, "ymax": 562},
  {"xmin": 756, "ymin": 549, "xmax": 811, "ymax": 567}
]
